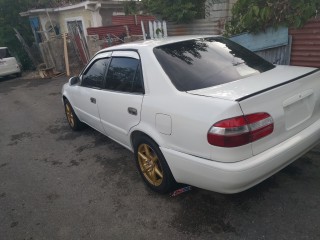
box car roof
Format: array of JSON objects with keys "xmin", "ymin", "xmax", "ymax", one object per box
[
  {"xmin": 0, "ymin": 47, "xmax": 8, "ymax": 50},
  {"xmin": 97, "ymin": 35, "xmax": 219, "ymax": 53}
]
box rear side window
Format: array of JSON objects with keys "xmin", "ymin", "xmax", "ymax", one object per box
[
  {"xmin": 82, "ymin": 58, "xmax": 110, "ymax": 88},
  {"xmin": 0, "ymin": 48, "xmax": 12, "ymax": 59},
  {"xmin": 153, "ymin": 37, "xmax": 275, "ymax": 91},
  {"xmin": 132, "ymin": 65, "xmax": 144, "ymax": 93},
  {"xmin": 105, "ymin": 57, "xmax": 143, "ymax": 93}
]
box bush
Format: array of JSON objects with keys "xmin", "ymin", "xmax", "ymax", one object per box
[
  {"xmin": 141, "ymin": 0, "xmax": 206, "ymax": 23},
  {"xmin": 225, "ymin": 0, "xmax": 320, "ymax": 36}
]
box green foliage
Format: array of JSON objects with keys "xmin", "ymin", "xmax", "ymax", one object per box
[
  {"xmin": 225, "ymin": 0, "xmax": 320, "ymax": 36},
  {"xmin": 141, "ymin": 0, "xmax": 206, "ymax": 23},
  {"xmin": 124, "ymin": 0, "xmax": 141, "ymax": 15},
  {"xmin": 0, "ymin": 0, "xmax": 35, "ymax": 69}
]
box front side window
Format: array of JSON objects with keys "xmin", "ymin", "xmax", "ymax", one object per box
[
  {"xmin": 153, "ymin": 37, "xmax": 275, "ymax": 91},
  {"xmin": 82, "ymin": 58, "xmax": 110, "ymax": 88},
  {"xmin": 105, "ymin": 57, "xmax": 143, "ymax": 93}
]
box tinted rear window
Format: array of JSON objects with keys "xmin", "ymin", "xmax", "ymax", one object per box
[
  {"xmin": 153, "ymin": 37, "xmax": 275, "ymax": 91},
  {"xmin": 0, "ymin": 48, "xmax": 12, "ymax": 59}
]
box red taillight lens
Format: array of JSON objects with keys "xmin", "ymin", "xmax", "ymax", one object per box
[{"xmin": 207, "ymin": 112, "xmax": 274, "ymax": 147}]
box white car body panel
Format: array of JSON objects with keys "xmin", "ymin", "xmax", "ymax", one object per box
[
  {"xmin": 97, "ymin": 90, "xmax": 143, "ymax": 146},
  {"xmin": 69, "ymin": 86, "xmax": 105, "ymax": 133},
  {"xmin": 95, "ymin": 50, "xmax": 144, "ymax": 146},
  {"xmin": 240, "ymin": 70, "xmax": 320, "ymax": 155},
  {"xmin": 62, "ymin": 35, "xmax": 320, "ymax": 193},
  {"xmin": 136, "ymin": 93, "xmax": 252, "ymax": 162},
  {"xmin": 188, "ymin": 67, "xmax": 320, "ymax": 156},
  {"xmin": 187, "ymin": 65, "xmax": 316, "ymax": 101},
  {"xmin": 162, "ymin": 115, "xmax": 320, "ymax": 193},
  {"xmin": 0, "ymin": 50, "xmax": 21, "ymax": 77}
]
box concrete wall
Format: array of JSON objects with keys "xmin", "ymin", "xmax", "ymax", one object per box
[
  {"xmin": 37, "ymin": 8, "xmax": 98, "ymax": 38},
  {"xmin": 39, "ymin": 38, "xmax": 64, "ymax": 72},
  {"xmin": 58, "ymin": 8, "xmax": 93, "ymax": 36},
  {"xmin": 34, "ymin": 3, "xmax": 124, "ymax": 40},
  {"xmin": 87, "ymin": 35, "xmax": 105, "ymax": 58},
  {"xmin": 37, "ymin": 9, "xmax": 92, "ymax": 39},
  {"xmin": 100, "ymin": 8, "xmax": 114, "ymax": 26}
]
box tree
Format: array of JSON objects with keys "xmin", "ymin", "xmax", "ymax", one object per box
[
  {"xmin": 124, "ymin": 0, "xmax": 141, "ymax": 15},
  {"xmin": 0, "ymin": 0, "xmax": 36, "ymax": 69},
  {"xmin": 140, "ymin": 0, "xmax": 207, "ymax": 23},
  {"xmin": 225, "ymin": 0, "xmax": 320, "ymax": 36},
  {"xmin": 124, "ymin": 0, "xmax": 225, "ymax": 23}
]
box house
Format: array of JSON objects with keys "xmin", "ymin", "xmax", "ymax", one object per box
[{"xmin": 19, "ymin": 0, "xmax": 125, "ymax": 42}]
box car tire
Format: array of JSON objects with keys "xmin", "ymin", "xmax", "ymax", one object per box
[
  {"xmin": 134, "ymin": 135, "xmax": 177, "ymax": 193},
  {"xmin": 16, "ymin": 72, "xmax": 22, "ymax": 78},
  {"xmin": 64, "ymin": 99, "xmax": 83, "ymax": 131}
]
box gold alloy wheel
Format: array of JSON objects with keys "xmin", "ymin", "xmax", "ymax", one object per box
[
  {"xmin": 138, "ymin": 144, "xmax": 164, "ymax": 186},
  {"xmin": 65, "ymin": 103, "xmax": 75, "ymax": 128}
]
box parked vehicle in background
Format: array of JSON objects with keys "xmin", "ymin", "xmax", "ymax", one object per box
[
  {"xmin": 0, "ymin": 47, "xmax": 22, "ymax": 78},
  {"xmin": 62, "ymin": 35, "xmax": 320, "ymax": 194}
]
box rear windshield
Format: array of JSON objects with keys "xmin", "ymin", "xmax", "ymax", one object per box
[
  {"xmin": 0, "ymin": 48, "xmax": 12, "ymax": 59},
  {"xmin": 153, "ymin": 37, "xmax": 275, "ymax": 91}
]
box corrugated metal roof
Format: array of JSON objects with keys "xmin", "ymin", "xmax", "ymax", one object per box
[
  {"xmin": 112, "ymin": 15, "xmax": 156, "ymax": 25},
  {"xmin": 167, "ymin": 19, "xmax": 221, "ymax": 36},
  {"xmin": 290, "ymin": 17, "xmax": 320, "ymax": 68},
  {"xmin": 87, "ymin": 15, "xmax": 156, "ymax": 47}
]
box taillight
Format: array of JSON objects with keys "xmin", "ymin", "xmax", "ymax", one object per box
[{"xmin": 207, "ymin": 112, "xmax": 274, "ymax": 147}]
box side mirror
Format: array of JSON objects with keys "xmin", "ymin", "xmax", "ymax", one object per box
[{"xmin": 69, "ymin": 76, "xmax": 80, "ymax": 86}]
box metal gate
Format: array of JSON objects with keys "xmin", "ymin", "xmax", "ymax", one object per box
[{"xmin": 67, "ymin": 20, "xmax": 90, "ymax": 65}]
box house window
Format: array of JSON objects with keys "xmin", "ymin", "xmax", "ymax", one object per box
[{"xmin": 67, "ymin": 20, "xmax": 84, "ymax": 35}]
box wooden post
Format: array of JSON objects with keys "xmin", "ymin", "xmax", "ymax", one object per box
[{"xmin": 63, "ymin": 33, "xmax": 70, "ymax": 76}]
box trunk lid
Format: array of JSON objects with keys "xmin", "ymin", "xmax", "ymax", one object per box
[{"xmin": 188, "ymin": 66, "xmax": 320, "ymax": 155}]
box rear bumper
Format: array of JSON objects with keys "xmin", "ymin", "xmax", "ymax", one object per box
[
  {"xmin": 0, "ymin": 66, "xmax": 21, "ymax": 77},
  {"xmin": 161, "ymin": 119, "xmax": 320, "ymax": 193}
]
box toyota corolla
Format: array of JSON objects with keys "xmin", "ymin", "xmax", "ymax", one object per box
[{"xmin": 62, "ymin": 36, "xmax": 320, "ymax": 194}]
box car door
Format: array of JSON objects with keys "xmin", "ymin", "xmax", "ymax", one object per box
[
  {"xmin": 70, "ymin": 53, "xmax": 111, "ymax": 133},
  {"xmin": 96, "ymin": 51, "xmax": 144, "ymax": 147}
]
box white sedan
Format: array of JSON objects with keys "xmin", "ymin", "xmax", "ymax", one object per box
[{"xmin": 62, "ymin": 36, "xmax": 320, "ymax": 194}]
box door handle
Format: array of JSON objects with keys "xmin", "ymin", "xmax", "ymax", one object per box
[
  {"xmin": 128, "ymin": 107, "xmax": 137, "ymax": 116},
  {"xmin": 90, "ymin": 97, "xmax": 96, "ymax": 104}
]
